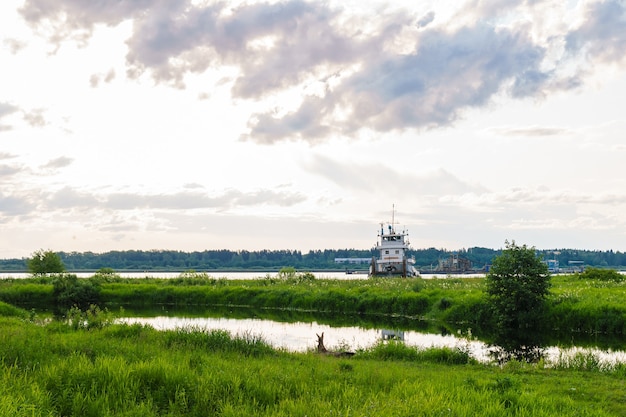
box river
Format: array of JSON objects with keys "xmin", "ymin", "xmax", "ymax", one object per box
[{"xmin": 118, "ymin": 314, "xmax": 626, "ymax": 366}]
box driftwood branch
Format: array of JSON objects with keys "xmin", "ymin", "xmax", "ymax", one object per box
[{"xmin": 316, "ymin": 332, "xmax": 355, "ymax": 357}]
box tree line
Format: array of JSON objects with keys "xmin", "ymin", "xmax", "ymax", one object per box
[{"xmin": 1, "ymin": 246, "xmax": 625, "ymax": 272}]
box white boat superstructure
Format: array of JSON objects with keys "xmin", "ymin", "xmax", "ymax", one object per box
[{"xmin": 369, "ymin": 207, "xmax": 419, "ymax": 277}]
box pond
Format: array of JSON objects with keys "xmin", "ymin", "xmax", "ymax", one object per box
[{"xmin": 119, "ymin": 313, "xmax": 626, "ymax": 366}]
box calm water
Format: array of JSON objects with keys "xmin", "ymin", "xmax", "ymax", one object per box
[
  {"xmin": 119, "ymin": 315, "xmax": 626, "ymax": 365},
  {"xmin": 120, "ymin": 315, "xmax": 491, "ymax": 360}
]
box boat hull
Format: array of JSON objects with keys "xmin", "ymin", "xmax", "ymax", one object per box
[{"xmin": 369, "ymin": 257, "xmax": 419, "ymax": 277}]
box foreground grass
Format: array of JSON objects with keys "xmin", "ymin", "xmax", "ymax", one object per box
[{"xmin": 1, "ymin": 306, "xmax": 626, "ymax": 416}]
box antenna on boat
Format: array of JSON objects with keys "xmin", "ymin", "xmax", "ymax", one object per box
[{"xmin": 390, "ymin": 203, "xmax": 398, "ymax": 233}]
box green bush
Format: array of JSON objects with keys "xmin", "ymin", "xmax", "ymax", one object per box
[
  {"xmin": 52, "ymin": 274, "xmax": 101, "ymax": 313},
  {"xmin": 579, "ymin": 267, "xmax": 624, "ymax": 282}
]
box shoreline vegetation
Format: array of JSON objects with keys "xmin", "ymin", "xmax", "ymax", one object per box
[
  {"xmin": 2, "ymin": 271, "xmax": 626, "ymax": 342},
  {"xmin": 2, "ymin": 272, "xmax": 626, "ymax": 415},
  {"xmin": 2, "ymin": 247, "xmax": 626, "ymax": 272}
]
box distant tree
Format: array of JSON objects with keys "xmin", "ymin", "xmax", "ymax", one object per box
[
  {"xmin": 27, "ymin": 249, "xmax": 65, "ymax": 275},
  {"xmin": 485, "ymin": 241, "xmax": 551, "ymax": 362}
]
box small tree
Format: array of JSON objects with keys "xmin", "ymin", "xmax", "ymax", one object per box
[
  {"xmin": 27, "ymin": 249, "xmax": 65, "ymax": 275},
  {"xmin": 485, "ymin": 241, "xmax": 551, "ymax": 362}
]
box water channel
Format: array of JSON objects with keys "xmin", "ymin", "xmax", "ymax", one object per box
[
  {"xmin": 117, "ymin": 311, "xmax": 626, "ymax": 366},
  {"xmin": 4, "ymin": 271, "xmax": 626, "ymax": 365}
]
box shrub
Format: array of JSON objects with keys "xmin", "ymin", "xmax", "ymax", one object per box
[
  {"xmin": 579, "ymin": 267, "xmax": 624, "ymax": 282},
  {"xmin": 66, "ymin": 304, "xmax": 114, "ymax": 330},
  {"xmin": 52, "ymin": 274, "xmax": 101, "ymax": 313}
]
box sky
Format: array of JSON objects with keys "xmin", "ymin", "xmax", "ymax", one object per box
[{"xmin": 1, "ymin": 0, "xmax": 626, "ymax": 259}]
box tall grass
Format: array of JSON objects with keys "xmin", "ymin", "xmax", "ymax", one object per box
[{"xmin": 1, "ymin": 312, "xmax": 625, "ymax": 416}]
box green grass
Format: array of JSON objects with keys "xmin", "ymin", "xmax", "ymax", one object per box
[{"xmin": 1, "ymin": 311, "xmax": 626, "ymax": 416}]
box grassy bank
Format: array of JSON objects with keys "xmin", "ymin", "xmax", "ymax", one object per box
[
  {"xmin": 1, "ymin": 306, "xmax": 626, "ymax": 416},
  {"xmin": 2, "ymin": 273, "xmax": 626, "ymax": 342}
]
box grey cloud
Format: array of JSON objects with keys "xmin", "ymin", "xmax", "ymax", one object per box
[
  {"xmin": 23, "ymin": 185, "xmax": 306, "ymax": 212},
  {"xmin": 0, "ymin": 192, "xmax": 37, "ymax": 216},
  {"xmin": 106, "ymin": 192, "xmax": 218, "ymax": 210},
  {"xmin": 42, "ymin": 156, "xmax": 73, "ymax": 169},
  {"xmin": 48, "ymin": 187, "xmax": 99, "ymax": 209},
  {"xmin": 23, "ymin": 108, "xmax": 47, "ymax": 127},
  {"xmin": 490, "ymin": 126, "xmax": 569, "ymax": 137},
  {"xmin": 0, "ymin": 152, "xmax": 17, "ymax": 161},
  {"xmin": 566, "ymin": 0, "xmax": 626, "ymax": 64},
  {"xmin": 416, "ymin": 11, "xmax": 435, "ymax": 28},
  {"xmin": 0, "ymin": 102, "xmax": 19, "ymax": 131},
  {"xmin": 20, "ymin": 0, "xmax": 152, "ymax": 31},
  {"xmin": 126, "ymin": 1, "xmax": 397, "ymax": 94},
  {"xmin": 0, "ymin": 164, "xmax": 22, "ymax": 177},
  {"xmin": 306, "ymin": 155, "xmax": 485, "ymax": 196},
  {"xmin": 3, "ymin": 38, "xmax": 27, "ymax": 54},
  {"xmin": 19, "ymin": 0, "xmax": 626, "ymax": 143},
  {"xmin": 248, "ymin": 24, "xmax": 548, "ymax": 142},
  {"xmin": 0, "ymin": 102, "xmax": 19, "ymax": 118},
  {"xmin": 105, "ymin": 188, "xmax": 306, "ymax": 210},
  {"xmin": 89, "ymin": 69, "xmax": 116, "ymax": 88}
]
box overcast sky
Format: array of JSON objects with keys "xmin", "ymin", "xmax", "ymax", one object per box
[{"xmin": 1, "ymin": 0, "xmax": 625, "ymax": 258}]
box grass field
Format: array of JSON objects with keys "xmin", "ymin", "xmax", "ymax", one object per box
[
  {"xmin": 2, "ymin": 271, "xmax": 626, "ymax": 415},
  {"xmin": 1, "ymin": 306, "xmax": 626, "ymax": 416}
]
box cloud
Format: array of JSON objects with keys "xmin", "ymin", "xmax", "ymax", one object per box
[
  {"xmin": 2, "ymin": 38, "xmax": 27, "ymax": 54},
  {"xmin": 416, "ymin": 11, "xmax": 435, "ymax": 29},
  {"xmin": 47, "ymin": 187, "xmax": 99, "ymax": 209},
  {"xmin": 566, "ymin": 0, "xmax": 626, "ymax": 64},
  {"xmin": 246, "ymin": 23, "xmax": 550, "ymax": 142},
  {"xmin": 89, "ymin": 69, "xmax": 115, "ymax": 88},
  {"xmin": 0, "ymin": 152, "xmax": 17, "ymax": 161},
  {"xmin": 18, "ymin": 0, "xmax": 626, "ymax": 144},
  {"xmin": 19, "ymin": 0, "xmax": 152, "ymax": 33},
  {"xmin": 0, "ymin": 164, "xmax": 22, "ymax": 178},
  {"xmin": 41, "ymin": 156, "xmax": 73, "ymax": 169},
  {"xmin": 488, "ymin": 125, "xmax": 570, "ymax": 137},
  {"xmin": 0, "ymin": 192, "xmax": 37, "ymax": 216},
  {"xmin": 104, "ymin": 188, "xmax": 306, "ymax": 211},
  {"xmin": 22, "ymin": 108, "xmax": 47, "ymax": 127},
  {"xmin": 305, "ymin": 155, "xmax": 485, "ymax": 197},
  {"xmin": 0, "ymin": 102, "xmax": 19, "ymax": 132}
]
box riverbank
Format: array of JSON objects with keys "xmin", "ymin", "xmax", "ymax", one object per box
[
  {"xmin": 1, "ymin": 311, "xmax": 626, "ymax": 416},
  {"xmin": 2, "ymin": 273, "xmax": 626, "ymax": 345}
]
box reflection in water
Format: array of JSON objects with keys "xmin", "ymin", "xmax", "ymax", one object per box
[
  {"xmin": 119, "ymin": 315, "xmax": 626, "ymax": 366},
  {"xmin": 120, "ymin": 316, "xmax": 491, "ymax": 360},
  {"xmin": 381, "ymin": 329, "xmax": 405, "ymax": 341}
]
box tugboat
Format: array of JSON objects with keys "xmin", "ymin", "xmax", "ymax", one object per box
[{"xmin": 369, "ymin": 206, "xmax": 419, "ymax": 277}]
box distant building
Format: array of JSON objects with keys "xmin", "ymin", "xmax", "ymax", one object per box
[
  {"xmin": 567, "ymin": 260, "xmax": 585, "ymax": 273},
  {"xmin": 544, "ymin": 259, "xmax": 560, "ymax": 273},
  {"xmin": 436, "ymin": 253, "xmax": 472, "ymax": 273}
]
